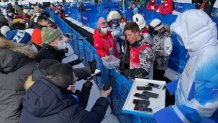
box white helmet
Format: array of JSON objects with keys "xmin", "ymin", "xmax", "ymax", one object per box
[
  {"xmin": 132, "ymin": 13, "xmax": 146, "ymax": 30},
  {"xmin": 150, "ymin": 19, "xmax": 164, "ymax": 31}
]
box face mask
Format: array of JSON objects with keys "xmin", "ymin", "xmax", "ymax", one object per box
[
  {"xmin": 112, "ymin": 24, "xmax": 117, "ymax": 28},
  {"xmin": 29, "ymin": 9, "xmax": 34, "ymax": 15},
  {"xmin": 8, "ymin": 13, "xmax": 13, "ymax": 17},
  {"xmin": 101, "ymin": 27, "xmax": 108, "ymax": 34},
  {"xmin": 36, "ymin": 12, "xmax": 41, "ymax": 17},
  {"xmin": 57, "ymin": 40, "xmax": 66, "ymax": 50},
  {"xmin": 25, "ymin": 23, "xmax": 29, "ymax": 28},
  {"xmin": 164, "ymin": 3, "xmax": 168, "ymax": 6},
  {"xmin": 112, "ymin": 20, "xmax": 118, "ymax": 27}
]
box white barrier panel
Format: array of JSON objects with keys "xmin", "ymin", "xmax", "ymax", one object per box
[{"xmin": 214, "ymin": 0, "xmax": 218, "ymax": 8}]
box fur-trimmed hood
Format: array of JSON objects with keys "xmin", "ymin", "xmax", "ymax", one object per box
[
  {"xmin": 0, "ymin": 37, "xmax": 36, "ymax": 58},
  {"xmin": 0, "ymin": 38, "xmax": 36, "ymax": 73},
  {"xmin": 107, "ymin": 11, "xmax": 121, "ymax": 22}
]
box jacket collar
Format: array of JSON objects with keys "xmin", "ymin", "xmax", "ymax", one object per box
[{"xmin": 131, "ymin": 36, "xmax": 144, "ymax": 48}]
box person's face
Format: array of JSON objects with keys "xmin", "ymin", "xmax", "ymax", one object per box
[
  {"xmin": 151, "ymin": 0, "xmax": 155, "ymax": 3},
  {"xmin": 49, "ymin": 36, "xmax": 62, "ymax": 48},
  {"xmin": 125, "ymin": 30, "xmax": 140, "ymax": 44},
  {"xmin": 39, "ymin": 20, "xmax": 49, "ymax": 27},
  {"xmin": 100, "ymin": 21, "xmax": 108, "ymax": 28},
  {"xmin": 99, "ymin": 21, "xmax": 108, "ymax": 34},
  {"xmin": 162, "ymin": 0, "xmax": 167, "ymax": 3},
  {"xmin": 7, "ymin": 12, "xmax": 13, "ymax": 17}
]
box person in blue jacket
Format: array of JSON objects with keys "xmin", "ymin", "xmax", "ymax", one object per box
[
  {"xmin": 19, "ymin": 63, "xmax": 112, "ymax": 123},
  {"xmin": 154, "ymin": 10, "xmax": 218, "ymax": 123}
]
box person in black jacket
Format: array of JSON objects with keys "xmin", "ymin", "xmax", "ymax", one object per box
[
  {"xmin": 0, "ymin": 38, "xmax": 38, "ymax": 123},
  {"xmin": 23, "ymin": 59, "xmax": 94, "ymax": 110},
  {"xmin": 35, "ymin": 27, "xmax": 83, "ymax": 65},
  {"xmin": 19, "ymin": 63, "xmax": 112, "ymax": 123},
  {"xmin": 34, "ymin": 27, "xmax": 95, "ymax": 81},
  {"xmin": 23, "ymin": 59, "xmax": 100, "ymax": 109}
]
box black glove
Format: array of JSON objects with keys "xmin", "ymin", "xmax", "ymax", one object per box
[
  {"xmin": 84, "ymin": 80, "xmax": 93, "ymax": 88},
  {"xmin": 69, "ymin": 58, "xmax": 84, "ymax": 66},
  {"xmin": 88, "ymin": 60, "xmax": 96, "ymax": 74}
]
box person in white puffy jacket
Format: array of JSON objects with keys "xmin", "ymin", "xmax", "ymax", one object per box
[
  {"xmin": 107, "ymin": 11, "xmax": 123, "ymax": 55},
  {"xmin": 154, "ymin": 10, "xmax": 218, "ymax": 123}
]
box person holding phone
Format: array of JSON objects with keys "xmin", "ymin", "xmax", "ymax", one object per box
[{"xmin": 20, "ymin": 63, "xmax": 112, "ymax": 123}]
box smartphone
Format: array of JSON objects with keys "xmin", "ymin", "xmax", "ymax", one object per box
[
  {"xmin": 134, "ymin": 106, "xmax": 152, "ymax": 112},
  {"xmin": 142, "ymin": 91, "xmax": 159, "ymax": 98},
  {"xmin": 133, "ymin": 99, "xmax": 149, "ymax": 104},
  {"xmin": 102, "ymin": 78, "xmax": 115, "ymax": 91},
  {"xmin": 134, "ymin": 93, "xmax": 149, "ymax": 100},
  {"xmin": 135, "ymin": 103, "xmax": 149, "ymax": 107},
  {"xmin": 133, "ymin": 99, "xmax": 150, "ymax": 106},
  {"xmin": 136, "ymin": 86, "xmax": 152, "ymax": 91},
  {"xmin": 147, "ymin": 83, "xmax": 161, "ymax": 89}
]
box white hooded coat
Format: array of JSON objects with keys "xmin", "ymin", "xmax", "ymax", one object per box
[{"xmin": 154, "ymin": 10, "xmax": 218, "ymax": 123}]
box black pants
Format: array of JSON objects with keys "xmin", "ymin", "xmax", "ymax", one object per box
[
  {"xmin": 153, "ymin": 69, "xmax": 175, "ymax": 106},
  {"xmin": 204, "ymin": 0, "xmax": 216, "ymax": 17},
  {"xmin": 192, "ymin": 0, "xmax": 216, "ymax": 16},
  {"xmin": 153, "ymin": 69, "xmax": 170, "ymax": 81}
]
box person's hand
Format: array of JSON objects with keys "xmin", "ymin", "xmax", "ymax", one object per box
[
  {"xmin": 100, "ymin": 87, "xmax": 112, "ymax": 98},
  {"xmin": 67, "ymin": 85, "xmax": 76, "ymax": 91}
]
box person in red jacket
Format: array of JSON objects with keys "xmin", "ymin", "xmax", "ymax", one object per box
[
  {"xmin": 58, "ymin": 5, "xmax": 65, "ymax": 19},
  {"xmin": 93, "ymin": 17, "xmax": 119, "ymax": 58},
  {"xmin": 159, "ymin": 0, "xmax": 173, "ymax": 14},
  {"xmin": 146, "ymin": 0, "xmax": 159, "ymax": 11}
]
